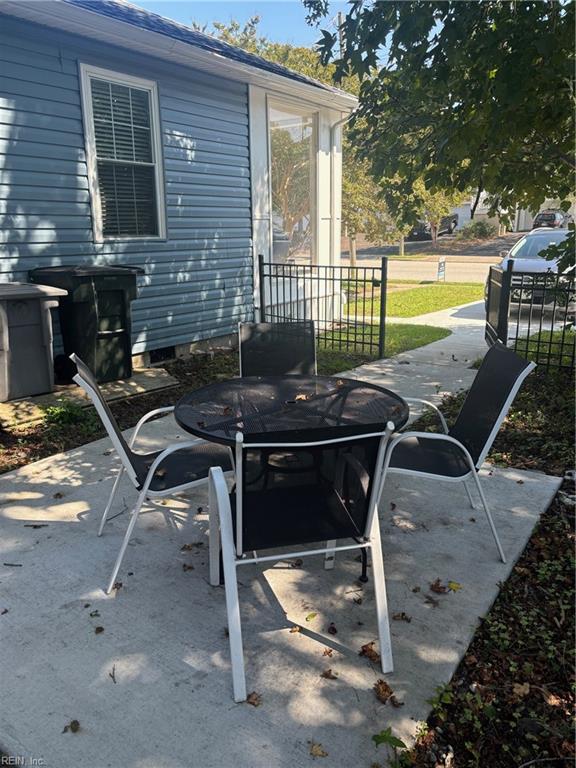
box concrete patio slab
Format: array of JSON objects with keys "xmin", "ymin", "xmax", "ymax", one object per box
[{"xmin": 0, "ymin": 413, "xmax": 560, "ymax": 768}]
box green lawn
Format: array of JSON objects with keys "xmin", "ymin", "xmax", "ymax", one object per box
[
  {"xmin": 347, "ymin": 282, "xmax": 484, "ymax": 318},
  {"xmin": 514, "ymin": 329, "xmax": 575, "ymax": 368},
  {"xmin": 317, "ymin": 323, "xmax": 451, "ymax": 373}
]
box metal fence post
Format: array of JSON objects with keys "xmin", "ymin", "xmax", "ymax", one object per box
[
  {"xmin": 378, "ymin": 257, "xmax": 387, "ymax": 358},
  {"xmin": 497, "ymin": 258, "xmax": 513, "ymax": 344},
  {"xmin": 258, "ymin": 254, "xmax": 266, "ymax": 322}
]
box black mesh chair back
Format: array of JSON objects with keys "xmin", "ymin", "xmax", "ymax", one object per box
[
  {"xmin": 70, "ymin": 353, "xmax": 139, "ymax": 481},
  {"xmin": 237, "ymin": 434, "xmax": 382, "ymax": 553},
  {"xmin": 449, "ymin": 343, "xmax": 535, "ymax": 467},
  {"xmin": 239, "ymin": 321, "xmax": 316, "ymax": 377}
]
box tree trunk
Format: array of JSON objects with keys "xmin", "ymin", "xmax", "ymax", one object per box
[
  {"xmin": 399, "ymin": 234, "xmax": 405, "ymax": 257},
  {"xmin": 431, "ymin": 223, "xmax": 438, "ymax": 243},
  {"xmin": 349, "ymin": 234, "xmax": 357, "ymax": 268}
]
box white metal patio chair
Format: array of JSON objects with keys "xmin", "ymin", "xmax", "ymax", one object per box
[
  {"xmin": 208, "ymin": 423, "xmax": 395, "ymax": 702},
  {"xmin": 380, "ymin": 343, "xmax": 536, "ymax": 564},
  {"xmin": 70, "ymin": 353, "xmax": 233, "ymax": 594}
]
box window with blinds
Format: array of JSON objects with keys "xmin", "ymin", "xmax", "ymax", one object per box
[{"xmin": 81, "ymin": 66, "xmax": 165, "ymax": 240}]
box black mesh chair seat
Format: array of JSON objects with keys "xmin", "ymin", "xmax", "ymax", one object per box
[
  {"xmin": 133, "ymin": 442, "xmax": 233, "ymax": 492},
  {"xmin": 230, "ymin": 484, "xmax": 364, "ymax": 552},
  {"xmin": 389, "ymin": 435, "xmax": 470, "ymax": 478}
]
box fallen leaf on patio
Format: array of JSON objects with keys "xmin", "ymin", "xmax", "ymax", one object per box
[
  {"xmin": 327, "ymin": 622, "xmax": 338, "ymax": 635},
  {"xmin": 290, "ymin": 558, "xmax": 303, "ymax": 568},
  {"xmin": 305, "ymin": 612, "xmax": 317, "ymax": 622},
  {"xmin": 513, "ymin": 682, "xmax": 530, "ymax": 698},
  {"xmin": 182, "ymin": 564, "xmax": 195, "ymax": 571},
  {"xmin": 392, "ymin": 516, "xmax": 418, "ymax": 532},
  {"xmin": 53, "ymin": 492, "xmax": 64, "ymax": 499},
  {"xmin": 411, "ymin": 586, "xmax": 421, "ymax": 593},
  {"xmin": 62, "ymin": 719, "xmax": 80, "ymax": 734},
  {"xmin": 469, "ymin": 517, "xmax": 476, "ymax": 523},
  {"xmin": 353, "ymin": 597, "xmax": 363, "ymax": 605},
  {"xmin": 447, "ymin": 581, "xmax": 462, "ymax": 592},
  {"xmin": 127, "ymin": 572, "xmax": 134, "ymax": 576},
  {"xmin": 94, "ymin": 626, "xmax": 104, "ymax": 634},
  {"xmin": 103, "ymin": 449, "xmax": 112, "ymax": 456},
  {"xmin": 374, "ymin": 679, "xmax": 394, "ymax": 704},
  {"xmin": 289, "ymin": 625, "xmax": 301, "ymax": 634},
  {"xmin": 424, "ymin": 595, "xmax": 440, "ymax": 607},
  {"xmin": 24, "ymin": 524, "xmax": 48, "ymax": 529},
  {"xmin": 295, "ymin": 393, "xmax": 309, "ymax": 401},
  {"xmin": 112, "ymin": 581, "xmax": 123, "ymax": 591},
  {"xmin": 359, "ymin": 641, "xmax": 381, "ymax": 664},
  {"xmin": 109, "ymin": 665, "xmax": 117, "ymax": 684},
  {"xmin": 246, "ymin": 691, "xmax": 262, "ymax": 707},
  {"xmin": 390, "ymin": 502, "xmax": 397, "ymax": 511},
  {"xmin": 309, "ymin": 742, "xmax": 328, "ymax": 758},
  {"xmin": 197, "ymin": 506, "xmax": 203, "ymax": 514},
  {"xmin": 392, "ymin": 612, "xmax": 412, "ymax": 623},
  {"xmin": 517, "ymin": 479, "xmax": 524, "ymax": 484},
  {"xmin": 181, "ymin": 542, "xmax": 203, "ymax": 551},
  {"xmin": 320, "ymin": 669, "xmax": 338, "ymax": 680},
  {"xmin": 430, "ymin": 578, "xmax": 448, "ymax": 594},
  {"xmin": 83, "ymin": 603, "xmax": 90, "ymax": 609},
  {"xmin": 322, "ymin": 648, "xmax": 333, "ymax": 657},
  {"xmin": 89, "ymin": 610, "xmax": 100, "ymax": 618},
  {"xmin": 1, "ymin": 608, "xmax": 8, "ymax": 615}
]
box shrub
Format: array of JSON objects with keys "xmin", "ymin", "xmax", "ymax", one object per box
[{"xmin": 456, "ymin": 220, "xmax": 498, "ymax": 240}]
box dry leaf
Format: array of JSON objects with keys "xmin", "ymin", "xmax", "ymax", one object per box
[
  {"xmin": 411, "ymin": 586, "xmax": 421, "ymax": 593},
  {"xmin": 246, "ymin": 691, "xmax": 262, "ymax": 707},
  {"xmin": 89, "ymin": 610, "xmax": 100, "ymax": 618},
  {"xmin": 289, "ymin": 625, "xmax": 301, "ymax": 634},
  {"xmin": 309, "ymin": 742, "xmax": 328, "ymax": 758},
  {"xmin": 390, "ymin": 502, "xmax": 397, "ymax": 511},
  {"xmin": 517, "ymin": 479, "xmax": 524, "ymax": 485},
  {"xmin": 392, "ymin": 611, "xmax": 412, "ymax": 623},
  {"xmin": 94, "ymin": 626, "xmax": 104, "ymax": 634},
  {"xmin": 353, "ymin": 597, "xmax": 363, "ymax": 605},
  {"xmin": 513, "ymin": 682, "xmax": 530, "ymax": 698},
  {"xmin": 430, "ymin": 578, "xmax": 448, "ymax": 594},
  {"xmin": 359, "ymin": 641, "xmax": 381, "ymax": 664},
  {"xmin": 290, "ymin": 558, "xmax": 303, "ymax": 568},
  {"xmin": 182, "ymin": 564, "xmax": 195, "ymax": 572},
  {"xmin": 322, "ymin": 648, "xmax": 333, "ymax": 657},
  {"xmin": 53, "ymin": 492, "xmax": 64, "ymax": 499},
  {"xmin": 327, "ymin": 622, "xmax": 338, "ymax": 635},
  {"xmin": 374, "ymin": 679, "xmax": 394, "ymax": 704},
  {"xmin": 543, "ymin": 690, "xmax": 562, "ymax": 707},
  {"xmin": 447, "ymin": 581, "xmax": 462, "ymax": 592},
  {"xmin": 295, "ymin": 393, "xmax": 308, "ymax": 401},
  {"xmin": 112, "ymin": 581, "xmax": 122, "ymax": 591},
  {"xmin": 62, "ymin": 719, "xmax": 80, "ymax": 734},
  {"xmin": 305, "ymin": 612, "xmax": 317, "ymax": 622},
  {"xmin": 320, "ymin": 669, "xmax": 338, "ymax": 680}
]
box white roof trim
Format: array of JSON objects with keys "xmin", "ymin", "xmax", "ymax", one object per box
[{"xmin": 0, "ymin": 0, "xmax": 357, "ymax": 112}]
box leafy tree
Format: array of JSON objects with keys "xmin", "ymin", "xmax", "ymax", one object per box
[{"xmin": 304, "ymin": 0, "xmax": 575, "ymax": 228}]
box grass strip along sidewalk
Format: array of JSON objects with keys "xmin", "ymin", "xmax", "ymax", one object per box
[
  {"xmin": 379, "ymin": 367, "xmax": 575, "ymax": 768},
  {"xmin": 347, "ymin": 282, "xmax": 484, "ymax": 318}
]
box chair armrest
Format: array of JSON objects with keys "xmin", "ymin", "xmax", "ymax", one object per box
[
  {"xmin": 140, "ymin": 440, "xmax": 207, "ymax": 493},
  {"xmin": 129, "ymin": 406, "xmax": 176, "ymax": 448},
  {"xmin": 404, "ymin": 397, "xmax": 448, "ymax": 434},
  {"xmin": 384, "ymin": 430, "xmax": 475, "ymax": 471}
]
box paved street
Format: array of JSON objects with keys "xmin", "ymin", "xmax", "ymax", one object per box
[{"xmin": 387, "ymin": 258, "xmax": 494, "ymax": 283}]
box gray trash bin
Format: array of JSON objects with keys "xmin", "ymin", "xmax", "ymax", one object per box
[{"xmin": 0, "ymin": 283, "xmax": 67, "ymax": 402}]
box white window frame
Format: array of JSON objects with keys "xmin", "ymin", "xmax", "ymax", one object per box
[{"xmin": 79, "ymin": 63, "xmax": 166, "ymax": 242}]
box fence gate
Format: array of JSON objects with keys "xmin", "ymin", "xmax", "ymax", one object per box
[
  {"xmin": 485, "ymin": 259, "xmax": 575, "ymax": 370},
  {"xmin": 258, "ymin": 256, "xmax": 388, "ymax": 359}
]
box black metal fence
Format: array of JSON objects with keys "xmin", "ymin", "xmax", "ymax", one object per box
[
  {"xmin": 258, "ymin": 256, "xmax": 387, "ymax": 358},
  {"xmin": 485, "ymin": 260, "xmax": 575, "ymax": 370}
]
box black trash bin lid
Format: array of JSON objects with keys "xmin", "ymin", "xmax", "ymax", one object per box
[{"xmin": 30, "ymin": 265, "xmax": 144, "ymax": 277}]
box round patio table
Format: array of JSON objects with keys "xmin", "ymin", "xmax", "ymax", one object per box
[{"xmin": 174, "ymin": 375, "xmax": 409, "ymax": 446}]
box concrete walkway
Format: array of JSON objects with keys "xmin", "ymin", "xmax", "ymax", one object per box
[{"xmin": 0, "ymin": 302, "xmax": 560, "ymax": 768}]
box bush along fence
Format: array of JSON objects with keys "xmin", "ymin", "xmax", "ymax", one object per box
[
  {"xmin": 485, "ymin": 260, "xmax": 575, "ymax": 370},
  {"xmin": 258, "ymin": 255, "xmax": 387, "ymax": 358}
]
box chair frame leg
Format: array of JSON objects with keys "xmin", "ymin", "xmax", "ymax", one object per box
[
  {"xmin": 98, "ymin": 464, "xmax": 125, "ymax": 536},
  {"xmin": 369, "ymin": 513, "xmax": 393, "ymax": 673},
  {"xmin": 218, "ymin": 494, "xmax": 247, "ymax": 702},
  {"xmin": 324, "ymin": 540, "xmax": 336, "ymax": 570},
  {"xmin": 463, "ymin": 479, "xmax": 476, "ymax": 509},
  {"xmin": 105, "ymin": 487, "xmax": 148, "ymax": 594},
  {"xmin": 469, "ymin": 469, "xmax": 506, "ymax": 564},
  {"xmin": 209, "ymin": 480, "xmax": 221, "ymax": 586}
]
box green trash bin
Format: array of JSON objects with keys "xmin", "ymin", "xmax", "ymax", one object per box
[{"xmin": 29, "ymin": 265, "xmax": 144, "ymax": 384}]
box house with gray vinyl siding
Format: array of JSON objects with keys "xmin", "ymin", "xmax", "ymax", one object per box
[{"xmin": 0, "ymin": 0, "xmax": 356, "ymax": 362}]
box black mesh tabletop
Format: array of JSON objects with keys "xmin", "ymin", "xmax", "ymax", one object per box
[{"xmin": 174, "ymin": 376, "xmax": 409, "ymax": 446}]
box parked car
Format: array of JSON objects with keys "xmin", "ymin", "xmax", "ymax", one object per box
[
  {"xmin": 484, "ymin": 228, "xmax": 574, "ymax": 311},
  {"xmin": 532, "ymin": 209, "xmax": 572, "ymax": 229},
  {"xmin": 407, "ymin": 213, "xmax": 459, "ymax": 241}
]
